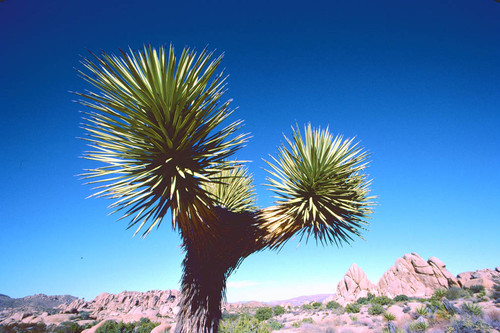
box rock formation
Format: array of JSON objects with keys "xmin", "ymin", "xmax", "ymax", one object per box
[
  {"xmin": 60, "ymin": 290, "xmax": 180, "ymax": 322},
  {"xmin": 336, "ymin": 253, "xmax": 461, "ymax": 303},
  {"xmin": 336, "ymin": 263, "xmax": 379, "ymax": 304},
  {"xmin": 377, "ymin": 253, "xmax": 459, "ymax": 298},
  {"xmin": 457, "ymin": 268, "xmax": 500, "ymax": 289}
]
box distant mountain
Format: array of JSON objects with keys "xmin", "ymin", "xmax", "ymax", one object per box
[
  {"xmin": 266, "ymin": 293, "xmax": 334, "ymax": 306},
  {"xmin": 0, "ymin": 294, "xmax": 77, "ymax": 311}
]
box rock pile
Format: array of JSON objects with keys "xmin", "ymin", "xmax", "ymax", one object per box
[
  {"xmin": 335, "ymin": 252, "xmax": 465, "ymax": 304},
  {"xmin": 457, "ymin": 267, "xmax": 500, "ymax": 289},
  {"xmin": 378, "ymin": 253, "xmax": 459, "ymax": 298},
  {"xmin": 60, "ymin": 290, "xmax": 180, "ymax": 322}
]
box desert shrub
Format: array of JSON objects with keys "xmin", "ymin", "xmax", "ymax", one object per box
[
  {"xmin": 94, "ymin": 318, "xmax": 158, "ymax": 333},
  {"xmin": 326, "ymin": 300, "xmax": 341, "ymax": 309},
  {"xmin": 0, "ymin": 323, "xmax": 48, "ymax": 333},
  {"xmin": 383, "ymin": 312, "xmax": 396, "ymax": 321},
  {"xmin": 416, "ymin": 305, "xmax": 428, "ymax": 317},
  {"xmin": 301, "ymin": 317, "xmax": 313, "ymax": 324},
  {"xmin": 434, "ymin": 309, "xmax": 452, "ymax": 322},
  {"xmin": 349, "ymin": 315, "xmax": 358, "ymax": 322},
  {"xmin": 291, "ymin": 321, "xmax": 301, "ymax": 328},
  {"xmin": 221, "ymin": 310, "xmax": 239, "ymax": 321},
  {"xmin": 356, "ymin": 293, "xmax": 375, "ymax": 305},
  {"xmin": 95, "ymin": 321, "xmax": 135, "ymax": 333},
  {"xmin": 426, "ymin": 298, "xmax": 445, "ymax": 313},
  {"xmin": 345, "ymin": 303, "xmax": 360, "ymax": 313},
  {"xmin": 461, "ymin": 302, "xmax": 483, "ymax": 317},
  {"xmin": 254, "ymin": 307, "xmax": 273, "ymax": 321},
  {"xmin": 136, "ymin": 318, "xmax": 160, "ymax": 333},
  {"xmin": 394, "ymin": 294, "xmax": 409, "ymax": 302},
  {"xmin": 368, "ymin": 304, "xmax": 385, "ymax": 315},
  {"xmin": 267, "ymin": 319, "xmax": 284, "ymax": 330},
  {"xmin": 301, "ymin": 303, "xmax": 313, "ymax": 310},
  {"xmin": 445, "ymin": 317, "xmax": 492, "ymax": 333},
  {"xmin": 53, "ymin": 321, "xmax": 84, "ymax": 333},
  {"xmin": 486, "ymin": 309, "xmax": 500, "ymax": 331},
  {"xmin": 408, "ymin": 320, "xmax": 428, "ymax": 332},
  {"xmin": 445, "ymin": 287, "xmax": 470, "ymax": 300},
  {"xmin": 77, "ymin": 311, "xmax": 91, "ymax": 320},
  {"xmin": 219, "ymin": 314, "xmax": 271, "ymax": 333},
  {"xmin": 311, "ymin": 301, "xmax": 322, "ymax": 309},
  {"xmin": 491, "ymin": 284, "xmax": 500, "ymax": 301},
  {"xmin": 373, "ymin": 296, "xmax": 392, "ymax": 306},
  {"xmin": 433, "ymin": 288, "xmax": 447, "ymax": 300},
  {"xmin": 468, "ymin": 285, "xmax": 485, "ymax": 294},
  {"xmin": 272, "ymin": 305, "xmax": 285, "ymax": 316}
]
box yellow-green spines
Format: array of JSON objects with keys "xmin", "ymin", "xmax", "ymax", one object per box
[
  {"xmin": 79, "ymin": 45, "xmax": 248, "ymax": 238},
  {"xmin": 262, "ymin": 124, "xmax": 375, "ymax": 248}
]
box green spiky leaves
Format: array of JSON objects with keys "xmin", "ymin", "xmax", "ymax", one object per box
[
  {"xmin": 202, "ymin": 166, "xmax": 257, "ymax": 213},
  {"xmin": 79, "ymin": 45, "xmax": 248, "ymax": 238},
  {"xmin": 262, "ymin": 124, "xmax": 374, "ymax": 249}
]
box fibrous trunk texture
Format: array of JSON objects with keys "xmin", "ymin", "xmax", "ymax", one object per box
[{"xmin": 174, "ymin": 209, "xmax": 266, "ymax": 333}]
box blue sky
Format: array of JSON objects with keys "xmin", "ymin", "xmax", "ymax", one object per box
[{"xmin": 1, "ymin": 0, "xmax": 499, "ymax": 303}]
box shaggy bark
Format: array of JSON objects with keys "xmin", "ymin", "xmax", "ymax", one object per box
[{"xmin": 174, "ymin": 209, "xmax": 266, "ymax": 333}]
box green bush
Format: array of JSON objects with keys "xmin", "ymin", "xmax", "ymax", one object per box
[
  {"xmin": 326, "ymin": 300, "xmax": 342, "ymax": 309},
  {"xmin": 345, "ymin": 303, "xmax": 360, "ymax": 313},
  {"xmin": 383, "ymin": 312, "xmax": 396, "ymax": 321},
  {"xmin": 301, "ymin": 303, "xmax": 313, "ymax": 310},
  {"xmin": 368, "ymin": 304, "xmax": 385, "ymax": 315},
  {"xmin": 78, "ymin": 311, "xmax": 91, "ymax": 320},
  {"xmin": 356, "ymin": 293, "xmax": 375, "ymax": 305},
  {"xmin": 446, "ymin": 317, "xmax": 491, "ymax": 333},
  {"xmin": 349, "ymin": 315, "xmax": 358, "ymax": 322},
  {"xmin": 393, "ymin": 294, "xmax": 409, "ymax": 302},
  {"xmin": 267, "ymin": 319, "xmax": 284, "ymax": 330},
  {"xmin": 416, "ymin": 305, "xmax": 428, "ymax": 316},
  {"xmin": 272, "ymin": 305, "xmax": 285, "ymax": 316},
  {"xmin": 53, "ymin": 321, "xmax": 84, "ymax": 333},
  {"xmin": 94, "ymin": 318, "xmax": 159, "ymax": 333},
  {"xmin": 373, "ymin": 296, "xmax": 392, "ymax": 306},
  {"xmin": 433, "ymin": 288, "xmax": 447, "ymax": 300},
  {"xmin": 301, "ymin": 317, "xmax": 313, "ymax": 324},
  {"xmin": 408, "ymin": 320, "xmax": 428, "ymax": 332},
  {"xmin": 0, "ymin": 323, "xmax": 48, "ymax": 333},
  {"xmin": 461, "ymin": 302, "xmax": 483, "ymax": 317},
  {"xmin": 468, "ymin": 285, "xmax": 485, "ymax": 294},
  {"xmin": 254, "ymin": 307, "xmax": 273, "ymax": 321},
  {"xmin": 221, "ymin": 310, "xmax": 239, "ymax": 321},
  {"xmin": 311, "ymin": 301, "xmax": 322, "ymax": 309},
  {"xmin": 445, "ymin": 287, "xmax": 470, "ymax": 300},
  {"xmin": 220, "ymin": 314, "xmax": 271, "ymax": 333}
]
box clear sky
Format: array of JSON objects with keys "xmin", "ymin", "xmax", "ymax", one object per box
[{"xmin": 1, "ymin": 0, "xmax": 499, "ymax": 303}]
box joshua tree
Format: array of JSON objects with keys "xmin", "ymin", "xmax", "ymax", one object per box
[{"xmin": 78, "ymin": 45, "xmax": 374, "ymax": 332}]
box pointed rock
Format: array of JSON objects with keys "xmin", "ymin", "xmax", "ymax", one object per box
[{"xmin": 336, "ymin": 263, "xmax": 378, "ymax": 304}]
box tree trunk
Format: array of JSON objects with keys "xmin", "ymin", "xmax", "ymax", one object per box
[{"xmin": 174, "ymin": 209, "xmax": 265, "ymax": 333}]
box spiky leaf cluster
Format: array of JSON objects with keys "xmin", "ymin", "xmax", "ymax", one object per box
[
  {"xmin": 262, "ymin": 124, "xmax": 374, "ymax": 249},
  {"xmin": 202, "ymin": 166, "xmax": 257, "ymax": 213},
  {"xmin": 79, "ymin": 45, "xmax": 248, "ymax": 238}
]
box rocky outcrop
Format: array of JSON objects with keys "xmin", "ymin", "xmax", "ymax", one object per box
[
  {"xmin": 335, "ymin": 253, "xmax": 461, "ymax": 303},
  {"xmin": 60, "ymin": 290, "xmax": 180, "ymax": 322},
  {"xmin": 457, "ymin": 268, "xmax": 500, "ymax": 289},
  {"xmin": 377, "ymin": 253, "xmax": 459, "ymax": 298},
  {"xmin": 0, "ymin": 294, "xmax": 77, "ymax": 311},
  {"xmin": 336, "ymin": 263, "xmax": 379, "ymax": 304}
]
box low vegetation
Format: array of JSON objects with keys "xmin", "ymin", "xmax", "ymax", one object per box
[{"xmin": 3, "ymin": 285, "xmax": 499, "ymax": 333}]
